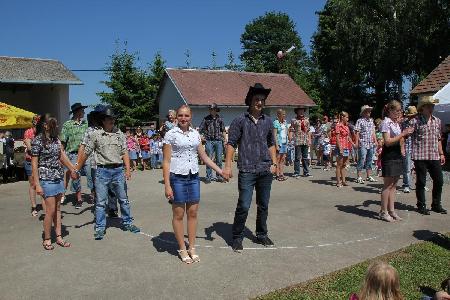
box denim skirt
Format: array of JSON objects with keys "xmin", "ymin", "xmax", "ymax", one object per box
[
  {"xmin": 128, "ymin": 150, "xmax": 138, "ymax": 160},
  {"xmin": 169, "ymin": 172, "xmax": 200, "ymax": 204},
  {"xmin": 24, "ymin": 160, "xmax": 32, "ymax": 177},
  {"xmin": 278, "ymin": 143, "xmax": 287, "ymax": 154},
  {"xmin": 40, "ymin": 179, "xmax": 65, "ymax": 198},
  {"xmin": 141, "ymin": 150, "xmax": 150, "ymax": 159}
]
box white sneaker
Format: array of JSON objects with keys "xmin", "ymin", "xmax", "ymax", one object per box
[
  {"xmin": 366, "ymin": 176, "xmax": 377, "ymax": 182},
  {"xmin": 403, "ymin": 187, "xmax": 410, "ymax": 193},
  {"xmin": 356, "ymin": 177, "xmax": 364, "ymax": 184},
  {"xmin": 60, "ymin": 194, "xmax": 65, "ymax": 204}
]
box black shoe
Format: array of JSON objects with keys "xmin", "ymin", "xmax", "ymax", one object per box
[
  {"xmin": 417, "ymin": 206, "xmax": 430, "ymax": 215},
  {"xmin": 256, "ymin": 236, "xmax": 274, "ymax": 247},
  {"xmin": 75, "ymin": 201, "xmax": 83, "ymax": 209},
  {"xmin": 215, "ymin": 177, "xmax": 224, "ymax": 183},
  {"xmin": 431, "ymin": 205, "xmax": 447, "ymax": 214},
  {"xmin": 204, "ymin": 178, "xmax": 211, "ymax": 184},
  {"xmin": 108, "ymin": 210, "xmax": 119, "ymax": 218},
  {"xmin": 232, "ymin": 239, "xmax": 243, "ymax": 253}
]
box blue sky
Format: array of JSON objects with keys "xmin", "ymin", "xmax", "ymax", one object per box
[{"xmin": 0, "ymin": 1, "xmax": 326, "ymax": 106}]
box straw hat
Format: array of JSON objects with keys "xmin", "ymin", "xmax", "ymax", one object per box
[
  {"xmin": 405, "ymin": 106, "xmax": 418, "ymax": 117},
  {"xmin": 360, "ymin": 105, "xmax": 373, "ymax": 116},
  {"xmin": 417, "ymin": 96, "xmax": 439, "ymax": 111}
]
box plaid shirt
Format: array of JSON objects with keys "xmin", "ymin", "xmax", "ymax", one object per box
[
  {"xmin": 60, "ymin": 119, "xmax": 88, "ymax": 153},
  {"xmin": 199, "ymin": 114, "xmax": 225, "ymax": 141},
  {"xmin": 290, "ymin": 118, "xmax": 310, "ymax": 146},
  {"xmin": 355, "ymin": 117, "xmax": 375, "ymax": 149},
  {"xmin": 401, "ymin": 119, "xmax": 413, "ymax": 154},
  {"xmin": 410, "ymin": 114, "xmax": 442, "ymax": 161}
]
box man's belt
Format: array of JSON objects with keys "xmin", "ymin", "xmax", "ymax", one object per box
[{"xmin": 97, "ymin": 164, "xmax": 123, "ymax": 169}]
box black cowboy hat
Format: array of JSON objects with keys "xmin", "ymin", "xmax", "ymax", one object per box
[
  {"xmin": 70, "ymin": 102, "xmax": 88, "ymax": 114},
  {"xmin": 99, "ymin": 106, "xmax": 117, "ymax": 119},
  {"xmin": 209, "ymin": 103, "xmax": 220, "ymax": 112},
  {"xmin": 244, "ymin": 83, "xmax": 271, "ymax": 106}
]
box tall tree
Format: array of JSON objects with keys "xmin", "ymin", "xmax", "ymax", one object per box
[
  {"xmin": 98, "ymin": 46, "xmax": 165, "ymax": 127},
  {"xmin": 313, "ymin": 0, "xmax": 450, "ymax": 117},
  {"xmin": 240, "ymin": 11, "xmax": 308, "ymax": 78},
  {"xmin": 225, "ymin": 50, "xmax": 240, "ymax": 71}
]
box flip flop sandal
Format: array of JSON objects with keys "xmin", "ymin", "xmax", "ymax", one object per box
[
  {"xmin": 56, "ymin": 235, "xmax": 71, "ymax": 248},
  {"xmin": 277, "ymin": 176, "xmax": 288, "ymax": 181},
  {"xmin": 31, "ymin": 207, "xmax": 38, "ymax": 217},
  {"xmin": 177, "ymin": 250, "xmax": 193, "ymax": 264},
  {"xmin": 42, "ymin": 239, "xmax": 54, "ymax": 251}
]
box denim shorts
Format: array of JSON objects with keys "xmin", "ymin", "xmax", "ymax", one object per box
[
  {"xmin": 40, "ymin": 179, "xmax": 65, "ymax": 198},
  {"xmin": 129, "ymin": 150, "xmax": 138, "ymax": 160},
  {"xmin": 24, "ymin": 160, "xmax": 32, "ymax": 177},
  {"xmin": 334, "ymin": 148, "xmax": 350, "ymax": 157},
  {"xmin": 141, "ymin": 150, "xmax": 150, "ymax": 159},
  {"xmin": 169, "ymin": 172, "xmax": 200, "ymax": 204},
  {"xmin": 278, "ymin": 143, "xmax": 287, "ymax": 154}
]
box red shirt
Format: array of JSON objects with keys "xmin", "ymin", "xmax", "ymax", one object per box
[
  {"xmin": 138, "ymin": 136, "xmax": 150, "ymax": 151},
  {"xmin": 23, "ymin": 127, "xmax": 36, "ymax": 161},
  {"xmin": 336, "ymin": 123, "xmax": 351, "ymax": 150}
]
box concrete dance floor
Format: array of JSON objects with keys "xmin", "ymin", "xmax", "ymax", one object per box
[{"xmin": 0, "ymin": 165, "xmax": 449, "ymax": 299}]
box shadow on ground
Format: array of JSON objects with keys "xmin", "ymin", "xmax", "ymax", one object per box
[{"xmin": 413, "ymin": 229, "xmax": 450, "ymax": 251}]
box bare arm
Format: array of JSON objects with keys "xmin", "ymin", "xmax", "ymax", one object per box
[
  {"xmin": 162, "ymin": 144, "xmax": 173, "ymax": 200},
  {"xmin": 198, "ymin": 145, "xmax": 223, "ymax": 176},
  {"xmin": 223, "ymin": 144, "xmax": 236, "ymax": 180},
  {"xmin": 31, "ymin": 156, "xmax": 41, "ymax": 195},
  {"xmin": 122, "ymin": 152, "xmax": 131, "ymax": 180},
  {"xmin": 273, "ymin": 128, "xmax": 279, "ymax": 149}
]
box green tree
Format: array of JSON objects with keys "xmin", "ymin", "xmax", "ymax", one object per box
[
  {"xmin": 240, "ymin": 11, "xmax": 309, "ymax": 78},
  {"xmin": 313, "ymin": 0, "xmax": 450, "ymax": 117},
  {"xmin": 98, "ymin": 46, "xmax": 165, "ymax": 128}
]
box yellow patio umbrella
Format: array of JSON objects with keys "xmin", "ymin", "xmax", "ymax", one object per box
[{"xmin": 0, "ymin": 102, "xmax": 36, "ymax": 129}]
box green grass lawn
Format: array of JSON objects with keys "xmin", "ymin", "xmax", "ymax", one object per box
[{"xmin": 257, "ymin": 232, "xmax": 450, "ymax": 300}]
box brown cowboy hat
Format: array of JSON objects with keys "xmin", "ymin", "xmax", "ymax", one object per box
[
  {"xmin": 417, "ymin": 96, "xmax": 439, "ymax": 111},
  {"xmin": 244, "ymin": 83, "xmax": 271, "ymax": 106},
  {"xmin": 405, "ymin": 106, "xmax": 418, "ymax": 117}
]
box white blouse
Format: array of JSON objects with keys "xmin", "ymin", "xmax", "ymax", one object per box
[{"xmin": 163, "ymin": 126, "xmax": 201, "ymax": 175}]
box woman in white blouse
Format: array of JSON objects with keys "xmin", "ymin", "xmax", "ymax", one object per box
[{"xmin": 163, "ymin": 105, "xmax": 223, "ymax": 264}]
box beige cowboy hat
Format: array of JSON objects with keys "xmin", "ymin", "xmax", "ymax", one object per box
[
  {"xmin": 417, "ymin": 95, "xmax": 439, "ymax": 111},
  {"xmin": 405, "ymin": 106, "xmax": 418, "ymax": 117},
  {"xmin": 360, "ymin": 105, "xmax": 373, "ymax": 116}
]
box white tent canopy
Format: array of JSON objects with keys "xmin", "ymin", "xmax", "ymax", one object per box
[{"xmin": 434, "ymin": 81, "xmax": 450, "ymax": 104}]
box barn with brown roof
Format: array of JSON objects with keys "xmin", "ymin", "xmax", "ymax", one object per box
[{"xmin": 157, "ymin": 68, "xmax": 316, "ymax": 127}]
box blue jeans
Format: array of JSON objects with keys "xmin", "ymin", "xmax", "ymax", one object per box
[
  {"xmin": 294, "ymin": 145, "xmax": 310, "ymax": 175},
  {"xmin": 402, "ymin": 152, "xmax": 412, "ymax": 188},
  {"xmin": 95, "ymin": 167, "xmax": 133, "ymax": 231},
  {"xmin": 66, "ymin": 152, "xmax": 87, "ymax": 193},
  {"xmin": 151, "ymin": 153, "xmax": 162, "ymax": 168},
  {"xmin": 85, "ymin": 164, "xmax": 95, "ymax": 192},
  {"xmin": 205, "ymin": 140, "xmax": 223, "ymax": 180},
  {"xmin": 232, "ymin": 171, "xmax": 272, "ymax": 240},
  {"xmin": 357, "ymin": 147, "xmax": 374, "ymax": 172}
]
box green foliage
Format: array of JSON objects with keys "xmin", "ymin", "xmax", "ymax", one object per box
[
  {"xmin": 98, "ymin": 46, "xmax": 166, "ymax": 128},
  {"xmin": 313, "ymin": 0, "xmax": 450, "ymax": 118},
  {"xmin": 257, "ymin": 233, "xmax": 450, "ymax": 300}
]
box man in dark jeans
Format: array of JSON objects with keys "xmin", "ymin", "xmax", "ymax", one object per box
[
  {"xmin": 223, "ymin": 83, "xmax": 277, "ymax": 253},
  {"xmin": 199, "ymin": 103, "xmax": 226, "ymax": 183},
  {"xmin": 411, "ymin": 96, "xmax": 447, "ymax": 215},
  {"xmin": 290, "ymin": 107, "xmax": 312, "ymax": 177}
]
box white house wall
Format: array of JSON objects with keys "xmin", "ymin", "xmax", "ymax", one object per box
[{"xmin": 158, "ymin": 79, "xmax": 185, "ymax": 125}]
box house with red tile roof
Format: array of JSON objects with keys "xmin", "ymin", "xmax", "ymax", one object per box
[
  {"xmin": 156, "ymin": 68, "xmax": 316, "ymax": 127},
  {"xmin": 411, "ymin": 55, "xmax": 450, "ymax": 126}
]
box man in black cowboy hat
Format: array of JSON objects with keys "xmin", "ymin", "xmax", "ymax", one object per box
[
  {"xmin": 60, "ymin": 102, "xmax": 88, "ymax": 207},
  {"xmin": 199, "ymin": 103, "xmax": 226, "ymax": 183},
  {"xmin": 223, "ymin": 83, "xmax": 278, "ymax": 252},
  {"xmin": 75, "ymin": 105, "xmax": 140, "ymax": 240}
]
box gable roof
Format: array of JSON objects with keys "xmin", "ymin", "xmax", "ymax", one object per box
[
  {"xmin": 0, "ymin": 56, "xmax": 82, "ymax": 85},
  {"xmin": 411, "ymin": 55, "xmax": 450, "ymax": 95},
  {"xmin": 161, "ymin": 68, "xmax": 315, "ymax": 107}
]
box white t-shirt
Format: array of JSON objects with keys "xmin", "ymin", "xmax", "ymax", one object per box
[{"xmin": 163, "ymin": 126, "xmax": 201, "ymax": 175}]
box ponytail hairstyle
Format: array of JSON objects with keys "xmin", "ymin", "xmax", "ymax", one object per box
[{"xmin": 383, "ymin": 100, "xmax": 402, "ymax": 119}]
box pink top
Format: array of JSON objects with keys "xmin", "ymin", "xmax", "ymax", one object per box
[
  {"xmin": 126, "ymin": 136, "xmax": 138, "ymax": 151},
  {"xmin": 23, "ymin": 128, "xmax": 36, "ymax": 161}
]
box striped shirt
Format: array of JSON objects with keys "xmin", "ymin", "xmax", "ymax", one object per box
[
  {"xmin": 410, "ymin": 114, "xmax": 442, "ymax": 161},
  {"xmin": 60, "ymin": 119, "xmax": 88, "ymax": 153},
  {"xmin": 355, "ymin": 117, "xmax": 375, "ymax": 149},
  {"xmin": 227, "ymin": 112, "xmax": 274, "ymax": 173}
]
